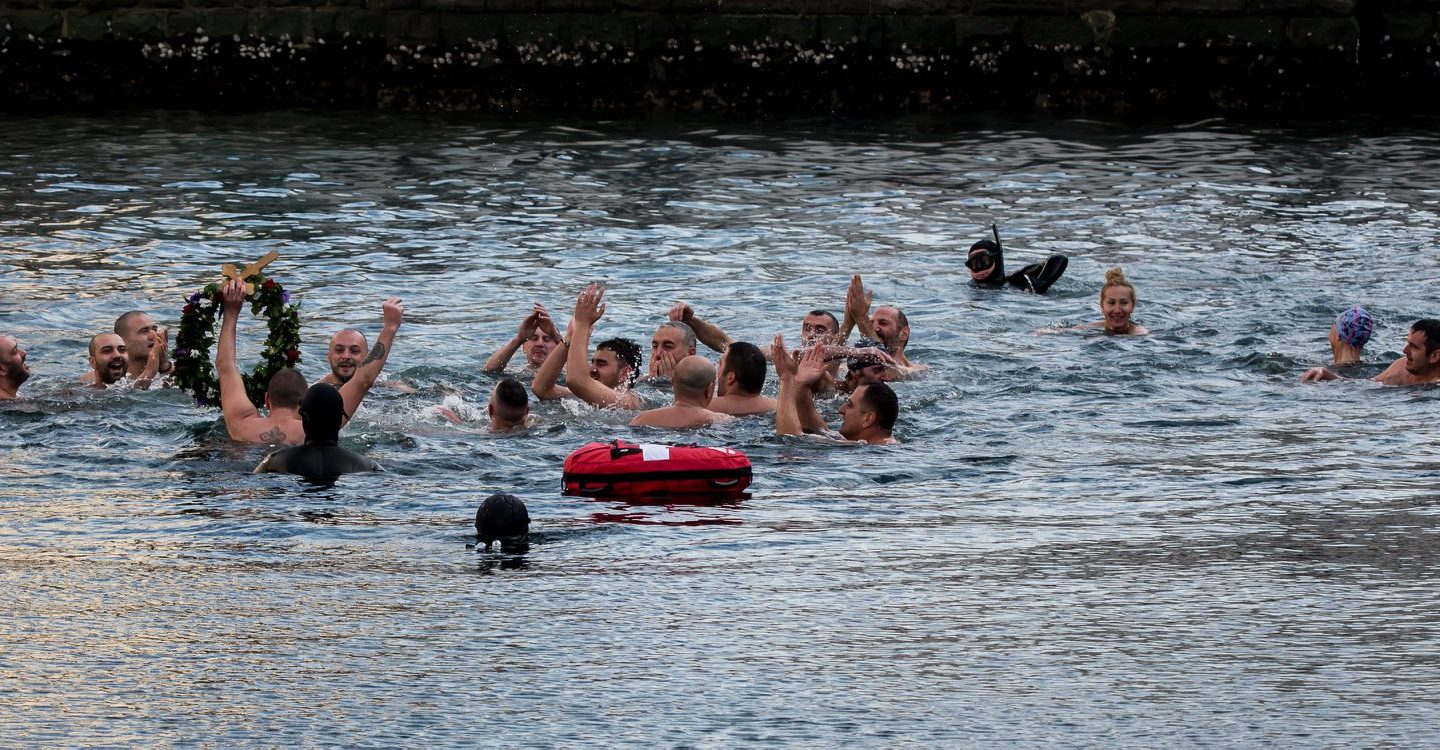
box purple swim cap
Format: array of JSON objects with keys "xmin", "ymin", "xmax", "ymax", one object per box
[{"xmin": 1334, "ymin": 306, "xmax": 1374, "ymax": 348}]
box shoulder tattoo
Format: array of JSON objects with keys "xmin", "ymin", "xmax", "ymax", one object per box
[
  {"xmin": 362, "ymin": 341, "xmax": 387, "ymax": 365},
  {"xmin": 258, "ymin": 426, "xmax": 285, "ymax": 443}
]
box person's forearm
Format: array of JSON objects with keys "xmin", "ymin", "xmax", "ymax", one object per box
[
  {"xmin": 482, "ymin": 335, "xmax": 522, "ymax": 373},
  {"xmin": 775, "ymin": 376, "xmax": 802, "ymax": 435},
  {"xmin": 531, "ymin": 340, "xmax": 569, "ymax": 400},
  {"xmin": 688, "ymin": 316, "xmax": 733, "ymax": 353}
]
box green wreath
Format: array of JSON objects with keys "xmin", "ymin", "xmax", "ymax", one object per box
[{"xmin": 172, "ymin": 272, "xmax": 301, "ymax": 408}]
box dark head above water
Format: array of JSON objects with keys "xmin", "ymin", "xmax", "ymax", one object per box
[
  {"xmin": 300, "ymin": 382, "xmax": 345, "ymax": 443},
  {"xmin": 475, "ymin": 493, "xmax": 530, "ymax": 551},
  {"xmin": 967, "ymin": 239, "xmax": 1006, "ymax": 286}
]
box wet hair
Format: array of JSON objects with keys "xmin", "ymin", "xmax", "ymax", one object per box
[
  {"xmin": 114, "ymin": 310, "xmax": 149, "ymax": 337},
  {"xmin": 655, "ymin": 321, "xmax": 697, "ymax": 352},
  {"xmin": 847, "ymin": 337, "xmax": 892, "ymax": 372},
  {"xmin": 808, "ymin": 310, "xmax": 839, "ymax": 330},
  {"xmin": 1412, "ymin": 319, "xmax": 1440, "ymax": 353},
  {"xmin": 860, "ymin": 382, "xmax": 899, "ymax": 432},
  {"xmin": 723, "ymin": 341, "xmax": 767, "ymax": 394},
  {"xmin": 495, "ymin": 377, "xmax": 528, "ymax": 411},
  {"xmin": 597, "ymin": 337, "xmax": 642, "ymax": 388},
  {"xmin": 299, "ymin": 383, "xmax": 345, "ymax": 443},
  {"xmin": 1101, "ymin": 267, "xmax": 1136, "ymax": 303},
  {"xmin": 267, "ymin": 367, "xmax": 308, "ymax": 409}
]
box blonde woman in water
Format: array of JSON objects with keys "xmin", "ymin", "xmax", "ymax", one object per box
[{"xmin": 1084, "ymin": 267, "xmax": 1148, "ymax": 335}]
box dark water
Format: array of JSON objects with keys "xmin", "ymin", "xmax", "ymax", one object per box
[{"xmin": 3, "ymin": 113, "xmax": 1440, "ymax": 745}]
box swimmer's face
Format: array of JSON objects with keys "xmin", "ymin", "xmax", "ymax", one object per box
[
  {"xmin": 119, "ymin": 313, "xmax": 159, "ymax": 361},
  {"xmin": 801, "ymin": 313, "xmax": 836, "ymax": 347},
  {"xmin": 715, "ymin": 348, "xmax": 732, "ymax": 397},
  {"xmin": 522, "ymin": 330, "xmax": 558, "ymax": 368},
  {"xmin": 327, "ymin": 330, "xmax": 366, "ymax": 383},
  {"xmin": 967, "ymin": 247, "xmax": 998, "ymax": 282},
  {"xmin": 0, "ymin": 336, "xmax": 30, "ymax": 384},
  {"xmin": 591, "ymin": 347, "xmax": 630, "ymax": 389},
  {"xmin": 1100, "ymin": 285, "xmax": 1136, "ymax": 333},
  {"xmin": 651, "ymin": 327, "xmax": 693, "ymax": 361},
  {"xmin": 89, "ymin": 333, "xmax": 128, "ymax": 385},
  {"xmin": 871, "ymin": 307, "xmax": 908, "ymax": 351},
  {"xmin": 848, "ymin": 362, "xmax": 889, "ymax": 387},
  {"xmin": 1402, "ymin": 330, "xmax": 1440, "ymax": 374},
  {"xmin": 839, "ymin": 385, "xmax": 875, "ymax": 441}
]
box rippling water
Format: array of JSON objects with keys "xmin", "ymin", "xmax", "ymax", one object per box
[{"xmin": 3, "ymin": 113, "xmax": 1440, "ymax": 745}]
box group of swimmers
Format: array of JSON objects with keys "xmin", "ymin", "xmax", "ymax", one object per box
[{"xmin": 3, "ymin": 233, "xmax": 1437, "ymax": 481}]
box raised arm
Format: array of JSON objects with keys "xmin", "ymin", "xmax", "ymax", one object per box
[
  {"xmin": 217, "ymin": 280, "xmax": 262, "ymax": 437},
  {"xmin": 531, "ymin": 317, "xmax": 574, "ymax": 401},
  {"xmin": 772, "ymin": 334, "xmax": 803, "ymax": 436},
  {"xmin": 339, "ymin": 297, "xmax": 403, "ymax": 422},
  {"xmin": 837, "ymin": 274, "xmax": 874, "ymax": 344},
  {"xmin": 791, "ymin": 343, "xmax": 830, "ymax": 433},
  {"xmin": 135, "ymin": 325, "xmax": 168, "ymax": 389},
  {"xmin": 669, "ymin": 302, "xmax": 734, "ymax": 353},
  {"xmin": 482, "ymin": 306, "xmax": 543, "ymax": 373},
  {"xmin": 565, "ymin": 284, "xmax": 632, "ymax": 409}
]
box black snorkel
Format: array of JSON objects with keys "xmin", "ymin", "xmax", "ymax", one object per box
[{"xmin": 966, "ymin": 223, "xmax": 1006, "ymax": 287}]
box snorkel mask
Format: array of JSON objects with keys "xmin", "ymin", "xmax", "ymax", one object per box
[{"xmin": 966, "ymin": 224, "xmax": 1006, "ymax": 285}]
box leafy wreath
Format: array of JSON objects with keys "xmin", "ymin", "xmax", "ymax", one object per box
[{"xmin": 172, "ymin": 258, "xmax": 301, "ymax": 409}]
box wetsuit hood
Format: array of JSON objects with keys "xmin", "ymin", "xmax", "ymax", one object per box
[
  {"xmin": 300, "ymin": 383, "xmax": 344, "ymax": 444},
  {"xmin": 967, "ymin": 239, "xmax": 1005, "ymax": 286}
]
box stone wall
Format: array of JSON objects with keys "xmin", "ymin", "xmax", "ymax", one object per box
[{"xmin": 0, "ymin": 0, "xmax": 1436, "ymax": 114}]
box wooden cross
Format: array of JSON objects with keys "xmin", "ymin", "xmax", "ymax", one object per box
[{"xmin": 220, "ymin": 250, "xmax": 279, "ymax": 296}]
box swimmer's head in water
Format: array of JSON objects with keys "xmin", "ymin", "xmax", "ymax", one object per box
[
  {"xmin": 299, "ymin": 383, "xmax": 345, "ymax": 443},
  {"xmin": 719, "ymin": 341, "xmax": 767, "ymax": 397},
  {"xmin": 267, "ymin": 368, "xmax": 307, "ymax": 410},
  {"xmin": 1404, "ymin": 319, "xmax": 1440, "ymax": 375},
  {"xmin": 846, "ymin": 338, "xmax": 892, "ymax": 387},
  {"xmin": 596, "ymin": 337, "xmax": 641, "ymax": 389},
  {"xmin": 0, "ymin": 335, "xmax": 30, "ymax": 386},
  {"xmin": 88, "ymin": 332, "xmax": 129, "ymax": 385},
  {"xmin": 327, "ymin": 329, "xmax": 367, "ymax": 384},
  {"xmin": 870, "ymin": 307, "xmax": 909, "ymax": 353},
  {"xmin": 1100, "ymin": 268, "xmax": 1138, "ymax": 333},
  {"xmin": 489, "ymin": 377, "xmax": 530, "ymax": 428},
  {"xmin": 475, "ymin": 493, "xmax": 530, "ymax": 551},
  {"xmin": 1334, "ymin": 306, "xmax": 1374, "ymax": 348},
  {"xmin": 839, "ymin": 382, "xmax": 899, "ymax": 440},
  {"xmin": 967, "ymin": 240, "xmax": 1004, "ymax": 283},
  {"xmin": 802, "ymin": 310, "xmax": 839, "ymax": 347}
]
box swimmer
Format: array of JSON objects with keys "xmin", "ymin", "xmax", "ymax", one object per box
[
  {"xmin": 1080, "ymin": 267, "xmax": 1149, "ymax": 335},
  {"xmin": 838, "ymin": 274, "xmax": 927, "ymax": 373},
  {"xmin": 966, "ymin": 225, "xmax": 1068, "ymax": 294},
  {"xmin": 838, "ymin": 338, "xmax": 894, "ymax": 394},
  {"xmin": 708, "ymin": 341, "xmax": 776, "ymax": 416},
  {"xmin": 667, "ymin": 301, "xmax": 841, "ymax": 351},
  {"xmin": 218, "ymin": 279, "xmax": 402, "ymax": 444},
  {"xmin": 475, "ymin": 493, "xmax": 530, "ymax": 552},
  {"xmin": 481, "ymin": 304, "xmax": 561, "ymax": 374},
  {"xmin": 488, "ymin": 377, "xmax": 536, "ymax": 432},
  {"xmin": 254, "ymin": 383, "xmax": 380, "ymax": 479},
  {"xmin": 1302, "ymin": 319, "xmax": 1440, "ymax": 385},
  {"xmin": 0, "ymin": 335, "xmax": 31, "ymax": 400},
  {"xmin": 647, "ymin": 320, "xmax": 697, "ymax": 381},
  {"xmin": 530, "ymin": 283, "xmax": 643, "ymax": 410},
  {"xmin": 630, "ymin": 355, "xmax": 734, "ymax": 428},
  {"xmin": 772, "ymin": 334, "xmax": 899, "ymax": 445},
  {"xmin": 114, "ymin": 311, "xmax": 172, "ymax": 388},
  {"xmin": 1328, "ymin": 306, "xmax": 1374, "ymax": 366},
  {"xmin": 82, "ymin": 333, "xmax": 130, "ymax": 387},
  {"xmin": 318, "ymin": 320, "xmax": 416, "ymax": 394}
]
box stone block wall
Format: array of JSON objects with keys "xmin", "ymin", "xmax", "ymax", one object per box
[{"xmin": 0, "ymin": 0, "xmax": 1436, "ymax": 114}]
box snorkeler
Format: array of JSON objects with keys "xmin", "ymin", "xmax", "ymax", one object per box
[
  {"xmin": 114, "ymin": 310, "xmax": 172, "ymax": 388},
  {"xmin": 254, "ymin": 383, "xmax": 380, "ymax": 479},
  {"xmin": 965, "ymin": 225, "xmax": 1068, "ymax": 294},
  {"xmin": 530, "ymin": 283, "xmax": 644, "ymax": 410},
  {"xmin": 772, "ymin": 334, "xmax": 899, "ymax": 445},
  {"xmin": 1327, "ymin": 306, "xmax": 1374, "ymax": 366},
  {"xmin": 1302, "ymin": 319, "xmax": 1440, "ymax": 385},
  {"xmin": 630, "ymin": 355, "xmax": 734, "ymax": 428},
  {"xmin": 475, "ymin": 493, "xmax": 530, "ymax": 553},
  {"xmin": 481, "ymin": 304, "xmax": 561, "ymax": 374},
  {"xmin": 0, "ymin": 335, "xmax": 31, "ymax": 399}
]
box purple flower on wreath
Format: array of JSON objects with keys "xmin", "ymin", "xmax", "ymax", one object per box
[
  {"xmin": 188, "ymin": 292, "xmax": 202, "ymax": 305},
  {"xmin": 281, "ymin": 291, "xmax": 290, "ymax": 304},
  {"xmin": 196, "ymin": 395, "xmax": 210, "ymax": 406},
  {"xmin": 175, "ymin": 348, "xmax": 189, "ymax": 358}
]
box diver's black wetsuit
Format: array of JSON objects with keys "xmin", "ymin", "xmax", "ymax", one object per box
[
  {"xmin": 967, "ymin": 239, "xmax": 1068, "ymax": 294},
  {"xmin": 254, "ymin": 383, "xmax": 380, "ymax": 480}
]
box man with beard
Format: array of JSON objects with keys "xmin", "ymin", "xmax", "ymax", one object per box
[
  {"xmin": 531, "ymin": 283, "xmax": 643, "ymax": 410},
  {"xmin": 0, "ymin": 335, "xmax": 31, "ymax": 399},
  {"xmin": 1303, "ymin": 319, "xmax": 1440, "ymax": 385},
  {"xmin": 82, "ymin": 333, "xmax": 131, "ymax": 388},
  {"xmin": 114, "ymin": 310, "xmax": 172, "ymax": 388},
  {"xmin": 838, "ymin": 274, "xmax": 926, "ymax": 374},
  {"xmin": 317, "ymin": 320, "xmax": 415, "ymax": 395},
  {"xmin": 482, "ymin": 304, "xmax": 561, "ymax": 374},
  {"xmin": 772, "ymin": 334, "xmax": 899, "ymax": 445}
]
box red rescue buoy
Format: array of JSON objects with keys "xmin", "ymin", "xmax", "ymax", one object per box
[{"xmin": 562, "ymin": 439, "xmax": 752, "ymax": 501}]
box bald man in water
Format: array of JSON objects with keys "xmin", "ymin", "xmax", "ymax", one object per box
[
  {"xmin": 114, "ymin": 310, "xmax": 172, "ymax": 388},
  {"xmin": 0, "ymin": 335, "xmax": 31, "ymax": 399},
  {"xmin": 82, "ymin": 333, "xmax": 130, "ymax": 388},
  {"xmin": 630, "ymin": 355, "xmax": 733, "ymax": 428}
]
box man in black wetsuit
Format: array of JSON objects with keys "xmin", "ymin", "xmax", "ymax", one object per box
[
  {"xmin": 966, "ymin": 226, "xmax": 1068, "ymax": 294},
  {"xmin": 254, "ymin": 383, "xmax": 379, "ymax": 479}
]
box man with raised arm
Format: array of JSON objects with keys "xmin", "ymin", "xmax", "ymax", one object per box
[
  {"xmin": 114, "ymin": 310, "xmax": 172, "ymax": 388},
  {"xmin": 708, "ymin": 341, "xmax": 776, "ymax": 416},
  {"xmin": 0, "ymin": 335, "xmax": 31, "ymax": 400},
  {"xmin": 482, "ymin": 304, "xmax": 561, "ymax": 374},
  {"xmin": 667, "ymin": 302, "xmax": 842, "ymax": 353},
  {"xmin": 217, "ymin": 278, "xmax": 404, "ymax": 444},
  {"xmin": 646, "ymin": 321, "xmax": 697, "ymax": 381},
  {"xmin": 630, "ymin": 355, "xmax": 734, "ymax": 428},
  {"xmin": 530, "ymin": 283, "xmax": 643, "ymax": 410},
  {"xmin": 773, "ymin": 334, "xmax": 899, "ymax": 445},
  {"xmin": 838, "ymin": 274, "xmax": 927, "ymax": 374},
  {"xmin": 1302, "ymin": 319, "xmax": 1440, "ymax": 386}
]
